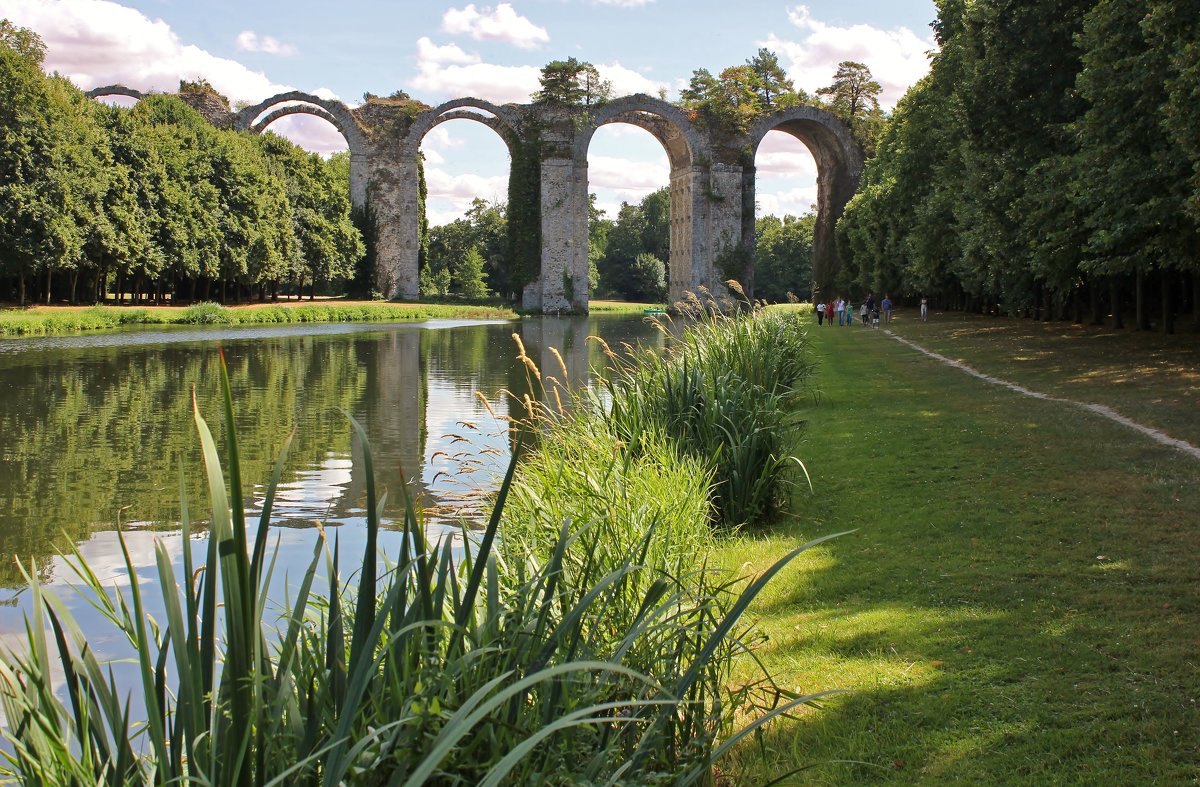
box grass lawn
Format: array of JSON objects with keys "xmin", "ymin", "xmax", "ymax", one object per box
[{"xmin": 721, "ymin": 314, "xmax": 1200, "ymax": 784}]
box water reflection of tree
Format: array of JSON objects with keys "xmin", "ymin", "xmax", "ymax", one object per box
[
  {"xmin": 0, "ymin": 317, "xmax": 665, "ymax": 588},
  {"xmin": 0, "ymin": 337, "xmax": 366, "ymax": 586}
]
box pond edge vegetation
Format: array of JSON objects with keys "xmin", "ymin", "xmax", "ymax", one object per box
[{"xmin": 0, "ymin": 299, "xmax": 837, "ymax": 783}]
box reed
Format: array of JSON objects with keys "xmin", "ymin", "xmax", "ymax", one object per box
[
  {"xmin": 0, "ymin": 351, "xmax": 840, "ymax": 784},
  {"xmin": 593, "ymin": 293, "xmax": 816, "ymax": 528}
]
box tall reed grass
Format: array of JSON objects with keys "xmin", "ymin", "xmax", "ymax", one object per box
[
  {"xmin": 594, "ymin": 290, "xmax": 816, "ymax": 528},
  {"xmin": 0, "ymin": 347, "xmax": 840, "ymax": 784}
]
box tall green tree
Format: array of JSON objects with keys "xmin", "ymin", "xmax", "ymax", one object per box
[
  {"xmin": 816, "ymin": 61, "xmax": 884, "ymax": 153},
  {"xmin": 746, "ymin": 48, "xmax": 803, "ymax": 111}
]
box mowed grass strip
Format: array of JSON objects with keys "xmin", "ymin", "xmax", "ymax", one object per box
[
  {"xmin": 721, "ymin": 321, "xmax": 1200, "ymax": 784},
  {"xmin": 884, "ymin": 309, "xmax": 1200, "ymax": 448}
]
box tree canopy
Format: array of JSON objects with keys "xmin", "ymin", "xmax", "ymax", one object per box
[
  {"xmin": 0, "ymin": 21, "xmax": 363, "ymax": 306},
  {"xmin": 835, "ymin": 0, "xmax": 1200, "ymax": 331}
]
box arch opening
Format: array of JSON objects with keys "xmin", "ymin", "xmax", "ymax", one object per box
[
  {"xmin": 750, "ymin": 129, "xmax": 820, "ymax": 303},
  {"xmin": 575, "ymin": 97, "xmax": 705, "ymax": 307},
  {"xmin": 585, "ymin": 123, "xmax": 673, "ymax": 304},
  {"xmin": 747, "ymin": 107, "xmax": 864, "ymax": 301},
  {"xmin": 418, "ymin": 117, "xmax": 514, "ymax": 299}
]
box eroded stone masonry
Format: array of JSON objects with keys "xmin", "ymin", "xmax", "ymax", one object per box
[{"xmin": 87, "ymin": 86, "xmax": 864, "ymax": 313}]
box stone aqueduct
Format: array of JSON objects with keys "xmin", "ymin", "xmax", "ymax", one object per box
[{"xmin": 86, "ymin": 85, "xmax": 864, "ymax": 312}]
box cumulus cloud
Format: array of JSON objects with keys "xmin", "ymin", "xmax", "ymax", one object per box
[
  {"xmin": 235, "ymin": 30, "xmax": 297, "ymax": 57},
  {"xmin": 441, "ymin": 3, "xmax": 549, "ymax": 50},
  {"xmin": 766, "ymin": 4, "xmax": 935, "ymax": 109},
  {"xmin": 409, "ymin": 51, "xmax": 541, "ymax": 103},
  {"xmin": 596, "ymin": 61, "xmax": 665, "ymax": 98},
  {"xmin": 424, "ymin": 167, "xmax": 510, "ymax": 226},
  {"xmin": 261, "ymin": 115, "xmax": 349, "ymax": 156},
  {"xmin": 0, "ymin": 0, "xmax": 290, "ymax": 102},
  {"xmin": 755, "ymin": 130, "xmax": 818, "ymax": 177},
  {"xmin": 415, "ymin": 36, "xmax": 480, "ymax": 65},
  {"xmin": 755, "ymin": 184, "xmax": 819, "ymax": 218}
]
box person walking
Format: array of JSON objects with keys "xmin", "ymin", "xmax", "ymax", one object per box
[
  {"xmin": 816, "ymin": 300, "xmax": 825, "ymax": 325},
  {"xmin": 882, "ymin": 294, "xmax": 893, "ymax": 324},
  {"xmin": 825, "ymin": 300, "xmax": 834, "ymax": 327},
  {"xmin": 920, "ymin": 296, "xmax": 928, "ymax": 322},
  {"xmin": 859, "ymin": 301, "xmax": 868, "ymax": 327},
  {"xmin": 836, "ymin": 297, "xmax": 845, "ymax": 326}
]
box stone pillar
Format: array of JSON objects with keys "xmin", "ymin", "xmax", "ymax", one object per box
[
  {"xmin": 670, "ymin": 165, "xmax": 710, "ymax": 305},
  {"xmin": 372, "ymin": 157, "xmax": 421, "ymax": 300},
  {"xmin": 534, "ymin": 157, "xmax": 589, "ymax": 314},
  {"xmin": 349, "ymin": 151, "xmax": 369, "ymax": 213},
  {"xmin": 705, "ymin": 162, "xmax": 745, "ymax": 298}
]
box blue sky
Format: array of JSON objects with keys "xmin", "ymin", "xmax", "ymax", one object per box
[{"xmin": 0, "ymin": 0, "xmax": 937, "ymax": 224}]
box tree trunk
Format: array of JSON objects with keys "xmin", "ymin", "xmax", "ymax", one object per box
[
  {"xmin": 221, "ymin": 278, "xmax": 227, "ymax": 304},
  {"xmin": 1193, "ymin": 271, "xmax": 1200, "ymax": 330},
  {"xmin": 17, "ymin": 271, "xmax": 26, "ymax": 307},
  {"xmin": 1089, "ymin": 279, "xmax": 1102, "ymax": 325},
  {"xmin": 1110, "ymin": 277, "xmax": 1124, "ymax": 329},
  {"xmin": 68, "ymin": 270, "xmax": 79, "ymax": 305},
  {"xmin": 1161, "ymin": 271, "xmax": 1174, "ymax": 335},
  {"xmin": 1135, "ymin": 268, "xmax": 1149, "ymax": 330}
]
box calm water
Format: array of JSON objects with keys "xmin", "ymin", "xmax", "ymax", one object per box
[{"xmin": 0, "ymin": 315, "xmax": 661, "ymax": 652}]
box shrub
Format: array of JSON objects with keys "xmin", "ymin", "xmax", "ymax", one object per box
[{"xmin": 181, "ymin": 301, "xmax": 233, "ymax": 324}]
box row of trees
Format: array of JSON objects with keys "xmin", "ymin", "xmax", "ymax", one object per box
[
  {"xmin": 836, "ymin": 0, "xmax": 1200, "ymax": 331},
  {"xmin": 0, "ymin": 22, "xmax": 363, "ymax": 306}
]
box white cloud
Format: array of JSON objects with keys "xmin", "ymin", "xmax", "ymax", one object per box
[
  {"xmin": 415, "ymin": 35, "xmax": 481, "ymax": 65},
  {"xmin": 596, "ymin": 61, "xmax": 665, "ymax": 98},
  {"xmin": 441, "ymin": 3, "xmax": 549, "ymax": 50},
  {"xmin": 587, "ymin": 154, "xmax": 667, "ymax": 191},
  {"xmin": 593, "ymin": 0, "xmax": 653, "ymax": 6},
  {"xmin": 409, "ymin": 54, "xmax": 541, "ymax": 103},
  {"xmin": 766, "ymin": 4, "xmax": 935, "ymax": 109},
  {"xmin": 755, "ymin": 130, "xmax": 818, "ymax": 177},
  {"xmin": 235, "ymin": 30, "xmax": 297, "ymax": 57},
  {"xmin": 424, "ymin": 167, "xmax": 509, "ymax": 225},
  {"xmin": 0, "ymin": 0, "xmax": 290, "ymax": 103},
  {"xmin": 261, "ymin": 115, "xmax": 349, "ymax": 156},
  {"xmin": 755, "ymin": 183, "xmax": 819, "ymax": 218}
]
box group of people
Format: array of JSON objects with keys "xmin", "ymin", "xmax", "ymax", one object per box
[
  {"xmin": 814, "ymin": 295, "xmax": 932, "ymax": 326},
  {"xmin": 815, "ymin": 294, "xmax": 894, "ymax": 328}
]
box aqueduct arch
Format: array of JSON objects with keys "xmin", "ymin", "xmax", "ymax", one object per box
[
  {"xmin": 235, "ymin": 92, "xmax": 371, "ymax": 211},
  {"xmin": 85, "ymin": 85, "xmax": 145, "ymax": 102},
  {"xmin": 746, "ymin": 106, "xmax": 865, "ymax": 299},
  {"xmin": 564, "ymin": 95, "xmax": 714, "ymax": 305},
  {"xmin": 372, "ymin": 99, "xmax": 525, "ymax": 301}
]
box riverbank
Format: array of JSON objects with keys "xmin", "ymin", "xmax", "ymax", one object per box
[
  {"xmin": 0, "ymin": 300, "xmax": 518, "ymax": 337},
  {"xmin": 722, "ymin": 312, "xmax": 1200, "ymax": 782}
]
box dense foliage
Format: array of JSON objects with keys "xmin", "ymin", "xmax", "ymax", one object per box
[
  {"xmin": 0, "ymin": 23, "xmax": 363, "ymax": 306},
  {"xmin": 836, "ymin": 0, "xmax": 1200, "ymax": 331}
]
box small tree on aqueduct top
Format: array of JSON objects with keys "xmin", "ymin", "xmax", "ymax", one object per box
[
  {"xmin": 532, "ymin": 57, "xmax": 612, "ymax": 106},
  {"xmin": 817, "ymin": 60, "xmax": 885, "ymax": 153}
]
